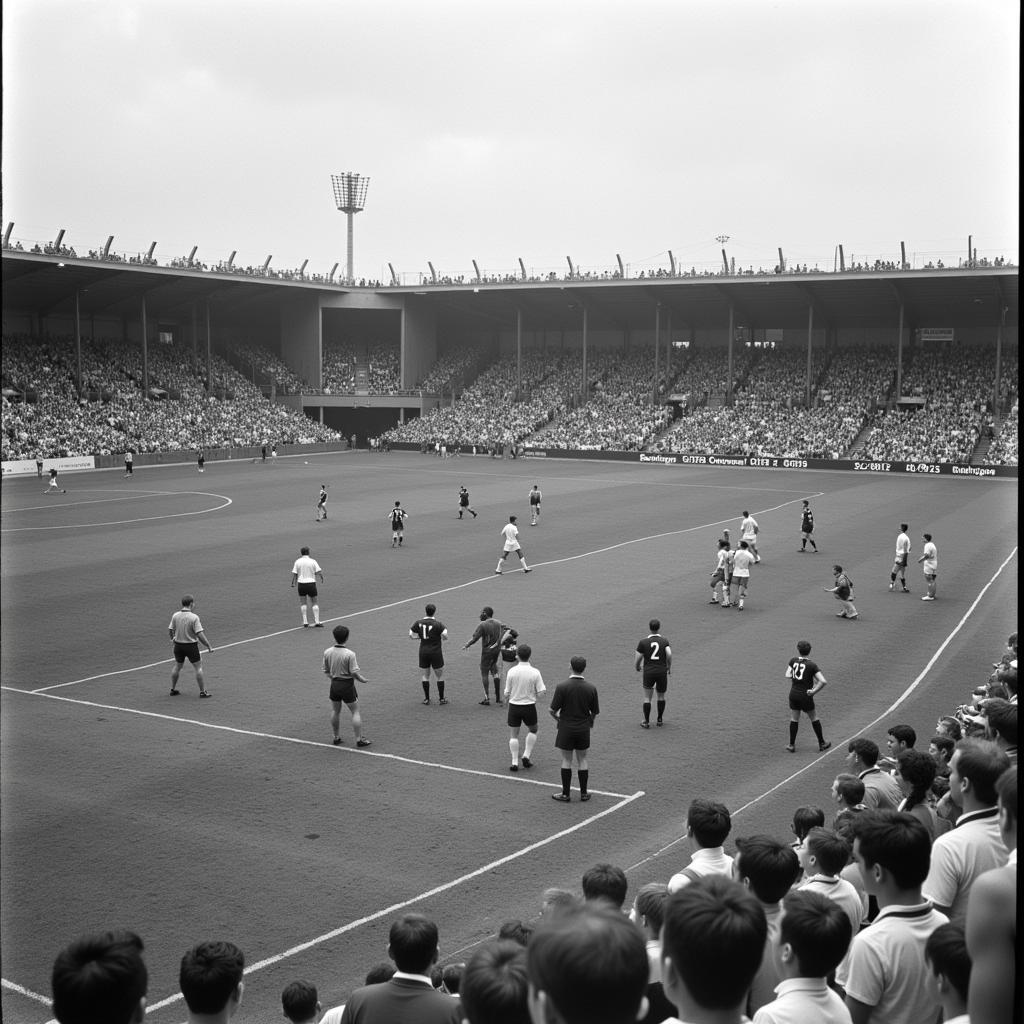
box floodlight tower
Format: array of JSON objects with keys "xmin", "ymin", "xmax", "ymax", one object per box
[{"xmin": 331, "ymin": 172, "xmax": 370, "ymax": 284}]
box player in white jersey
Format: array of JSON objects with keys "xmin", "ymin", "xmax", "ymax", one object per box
[
  {"xmin": 730, "ymin": 541, "xmax": 756, "ymax": 610},
  {"xmin": 709, "ymin": 538, "xmax": 731, "ymax": 605},
  {"xmin": 495, "ymin": 516, "xmax": 532, "ymax": 574},
  {"xmin": 740, "ymin": 511, "xmax": 760, "ymax": 562},
  {"xmin": 890, "ymin": 523, "xmax": 912, "ymax": 592},
  {"xmin": 918, "ymin": 533, "xmax": 938, "ymax": 601}
]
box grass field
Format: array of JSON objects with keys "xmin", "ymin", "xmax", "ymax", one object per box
[{"xmin": 0, "ymin": 451, "xmax": 1017, "ymax": 1023}]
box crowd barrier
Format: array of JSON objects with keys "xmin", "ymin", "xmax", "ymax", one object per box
[{"xmin": 384, "ymin": 442, "xmax": 1017, "ymax": 478}]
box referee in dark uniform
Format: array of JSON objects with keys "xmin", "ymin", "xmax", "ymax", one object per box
[{"xmin": 549, "ymin": 656, "xmax": 600, "ymax": 803}]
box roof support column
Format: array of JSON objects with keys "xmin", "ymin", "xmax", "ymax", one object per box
[
  {"xmin": 806, "ymin": 304, "xmax": 814, "ymax": 408},
  {"xmin": 141, "ymin": 294, "xmax": 149, "ymax": 397},
  {"xmin": 665, "ymin": 309, "xmax": 672, "ymax": 380},
  {"xmin": 516, "ymin": 307, "xmax": 523, "ymax": 397},
  {"xmin": 74, "ymin": 289, "xmax": 82, "ymax": 395},
  {"xmin": 896, "ymin": 302, "xmax": 904, "ymax": 399},
  {"xmin": 994, "ymin": 305, "xmax": 1005, "ymax": 413},
  {"xmin": 581, "ymin": 304, "xmax": 589, "ymax": 402},
  {"xmin": 726, "ymin": 304, "xmax": 735, "ymax": 406},
  {"xmin": 653, "ymin": 303, "xmax": 661, "ymax": 404},
  {"xmin": 205, "ymin": 300, "xmax": 212, "ymax": 393}
]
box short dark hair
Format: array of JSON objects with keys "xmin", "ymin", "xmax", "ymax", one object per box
[
  {"xmin": 887, "ymin": 724, "xmax": 917, "ymax": 748},
  {"xmin": 388, "ymin": 914, "xmax": 439, "ymax": 974},
  {"xmin": 735, "ymin": 835, "xmax": 801, "ymax": 903},
  {"xmin": 936, "ymin": 716, "xmax": 962, "ymax": 741},
  {"xmin": 649, "ymin": 618, "xmax": 660, "ymax": 631},
  {"xmin": 363, "ymin": 962, "xmax": 396, "ymax": 985},
  {"xmin": 853, "ymin": 810, "xmax": 932, "ymax": 889},
  {"xmin": 834, "ymin": 773, "xmax": 866, "ymax": 806},
  {"xmin": 527, "ymin": 903, "xmax": 648, "ymax": 1024},
  {"xmin": 791, "ymin": 805, "xmax": 825, "ymax": 840},
  {"xmin": 281, "ymin": 979, "xmax": 318, "ymax": 1022},
  {"xmin": 570, "ymin": 655, "xmax": 587, "ymax": 673},
  {"xmin": 803, "ymin": 827, "xmax": 851, "ymax": 877},
  {"xmin": 516, "ymin": 643, "xmax": 532, "ymax": 661},
  {"xmin": 440, "ymin": 962, "xmax": 464, "ymax": 994},
  {"xmin": 796, "ymin": 639, "xmax": 812, "ymax": 656},
  {"xmin": 929, "ymin": 735, "xmax": 955, "ymax": 761},
  {"xmin": 332, "ymin": 624, "xmax": 349, "ymax": 644},
  {"xmin": 633, "ymin": 882, "xmax": 670, "ymax": 933},
  {"xmin": 481, "ymin": 606, "xmax": 494, "ymax": 619},
  {"xmin": 900, "ymin": 523, "xmax": 908, "ymax": 531},
  {"xmin": 496, "ymin": 919, "xmax": 534, "ymax": 947},
  {"xmin": 300, "ymin": 546, "xmax": 310, "ymax": 555},
  {"xmin": 51, "ymin": 930, "xmax": 148, "ymax": 1024},
  {"xmin": 925, "ymin": 922, "xmax": 971, "ymax": 1003},
  {"xmin": 897, "ymin": 749, "xmax": 937, "ymax": 809},
  {"xmin": 779, "ymin": 890, "xmax": 853, "ymax": 979},
  {"xmin": 984, "ymin": 699, "xmax": 1018, "ymax": 744},
  {"xmin": 509, "ymin": 515, "xmax": 517, "ymax": 522},
  {"xmin": 954, "ymin": 739, "xmax": 1011, "ymax": 805},
  {"xmin": 848, "ymin": 737, "xmax": 879, "ymax": 767},
  {"xmin": 661, "ymin": 876, "xmax": 767, "ymax": 1011},
  {"xmin": 425, "ymin": 603, "xmax": 436, "ymax": 615},
  {"xmin": 181, "ymin": 594, "xmax": 195, "ymax": 607},
  {"xmin": 179, "ymin": 941, "xmax": 244, "ymax": 1015},
  {"xmin": 581, "ymin": 863, "xmax": 628, "ymax": 908},
  {"xmin": 996, "ymin": 766, "xmax": 1017, "ymax": 826},
  {"xmin": 687, "ymin": 798, "xmax": 732, "ymax": 848},
  {"xmin": 923, "ymin": 532, "xmax": 932, "ymax": 541},
  {"xmin": 460, "ymin": 940, "xmax": 529, "ymax": 1024}
]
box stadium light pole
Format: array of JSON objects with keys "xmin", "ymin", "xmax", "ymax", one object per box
[{"xmin": 331, "ymin": 172, "xmax": 370, "ymax": 285}]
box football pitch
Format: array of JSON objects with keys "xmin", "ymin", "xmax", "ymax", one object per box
[{"xmin": 0, "ymin": 451, "xmax": 1017, "ymax": 1023}]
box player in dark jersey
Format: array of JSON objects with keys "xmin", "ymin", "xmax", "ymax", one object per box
[
  {"xmin": 458, "ymin": 486, "xmax": 478, "ymax": 519},
  {"xmin": 464, "ymin": 606, "xmax": 508, "ymax": 705},
  {"xmin": 410, "ymin": 602, "xmax": 448, "ymax": 704},
  {"xmin": 634, "ymin": 618, "xmax": 672, "ymax": 728},
  {"xmin": 316, "ymin": 484, "xmax": 328, "ymax": 521},
  {"xmin": 785, "ymin": 639, "xmax": 830, "ymax": 753},
  {"xmin": 387, "ymin": 500, "xmax": 408, "ymax": 547},
  {"xmin": 799, "ymin": 500, "xmax": 818, "ymax": 552},
  {"xmin": 529, "ymin": 485, "xmax": 542, "ymax": 525}
]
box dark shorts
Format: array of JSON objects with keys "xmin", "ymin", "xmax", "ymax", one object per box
[
  {"xmin": 788, "ymin": 689, "xmax": 815, "ymax": 713},
  {"xmin": 556, "ymin": 726, "xmax": 591, "ymax": 751},
  {"xmin": 894, "ymin": 555, "xmax": 908, "ymax": 568},
  {"xmin": 643, "ymin": 670, "xmax": 669, "ymax": 694},
  {"xmin": 481, "ymin": 650, "xmax": 499, "ymax": 674},
  {"xmin": 329, "ymin": 678, "xmax": 358, "ymax": 704},
  {"xmin": 297, "ymin": 582, "xmax": 318, "ymax": 598},
  {"xmin": 507, "ymin": 703, "xmax": 538, "ymax": 728},
  {"xmin": 173, "ymin": 641, "xmax": 201, "ymax": 664},
  {"xmin": 419, "ymin": 650, "xmax": 444, "ymax": 670},
  {"xmin": 391, "ymin": 521, "xmax": 404, "ymax": 532},
  {"xmin": 802, "ymin": 525, "xmax": 814, "ymax": 535}
]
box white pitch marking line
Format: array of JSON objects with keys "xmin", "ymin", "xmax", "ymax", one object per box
[
  {"xmin": 628, "ymin": 545, "xmax": 1019, "ymax": 870},
  {"xmin": 0, "ymin": 977, "xmax": 51, "ymax": 1007},
  {"xmin": 31, "ymin": 494, "xmax": 820, "ymax": 693},
  {"xmin": 0, "ymin": 492, "xmax": 232, "ymax": 532},
  {"xmin": 4, "ymin": 489, "xmax": 194, "ymax": 513}
]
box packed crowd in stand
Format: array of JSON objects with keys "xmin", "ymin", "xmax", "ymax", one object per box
[
  {"xmin": 1, "ymin": 334, "xmax": 343, "ymax": 459},
  {"xmin": 987, "ymin": 405, "xmax": 1019, "ymax": 465},
  {"xmin": 322, "ymin": 341, "xmax": 402, "ymax": 394},
  {"xmin": 416, "ymin": 345, "xmax": 487, "ymax": 394},
  {"xmin": 226, "ymin": 342, "xmax": 308, "ymax": 394},
  {"xmin": 49, "ymin": 633, "xmax": 1017, "ymax": 1024}
]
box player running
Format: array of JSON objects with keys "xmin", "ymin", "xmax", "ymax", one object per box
[
  {"xmin": 824, "ymin": 565, "xmax": 858, "ymax": 619},
  {"xmin": 316, "ymin": 484, "xmax": 329, "ymax": 522},
  {"xmin": 388, "ymin": 500, "xmax": 408, "ymax": 547},
  {"xmin": 45, "ymin": 467, "xmax": 66, "ymax": 494},
  {"xmin": 529, "ymin": 485, "xmax": 542, "ymax": 525},
  {"xmin": 799, "ymin": 500, "xmax": 818, "ymax": 552},
  {"xmin": 457, "ymin": 486, "xmax": 478, "ymax": 519}
]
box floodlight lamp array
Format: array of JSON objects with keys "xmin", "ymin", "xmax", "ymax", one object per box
[{"xmin": 331, "ymin": 173, "xmax": 370, "ymax": 213}]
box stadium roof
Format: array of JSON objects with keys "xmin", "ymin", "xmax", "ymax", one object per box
[{"xmin": 2, "ymin": 250, "xmax": 1017, "ymax": 335}]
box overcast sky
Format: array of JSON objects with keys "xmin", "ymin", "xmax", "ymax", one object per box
[{"xmin": 3, "ymin": 0, "xmax": 1018, "ymax": 283}]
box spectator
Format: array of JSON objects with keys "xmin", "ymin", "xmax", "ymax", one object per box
[
  {"xmin": 439, "ymin": 963, "xmax": 464, "ymax": 996},
  {"xmin": 751, "ymin": 890, "xmax": 853, "ymax": 1024},
  {"xmin": 831, "ymin": 774, "xmax": 868, "ymax": 826},
  {"xmin": 733, "ymin": 835, "xmax": 802, "ymax": 1016},
  {"xmin": 51, "ymin": 929, "xmax": 147, "ymax": 1024},
  {"xmin": 660, "ymin": 876, "xmax": 767, "ymax": 1024},
  {"xmin": 845, "ymin": 739, "xmax": 902, "ymax": 811},
  {"xmin": 928, "ymin": 734, "xmax": 955, "ymax": 777},
  {"xmin": 894, "ymin": 749, "xmax": 939, "ymax": 840},
  {"xmin": 837, "ymin": 811, "xmax": 948, "ymax": 1024},
  {"xmin": 880, "ymin": 724, "xmax": 916, "ymax": 770},
  {"xmin": 496, "ymin": 920, "xmax": 533, "ymax": 947},
  {"xmin": 527, "ymin": 901, "xmax": 650, "ymax": 1024},
  {"xmin": 972, "ymin": 698, "xmax": 1018, "ymax": 763},
  {"xmin": 965, "ymin": 766, "xmax": 1017, "ymax": 1024},
  {"xmin": 667, "ymin": 798, "xmax": 734, "ymax": 891},
  {"xmin": 538, "ymin": 887, "xmax": 580, "ymax": 917},
  {"xmin": 922, "ymin": 739, "xmax": 1010, "ymax": 919},
  {"xmin": 936, "ymin": 716, "xmax": 964, "ymax": 742},
  {"xmin": 789, "ymin": 805, "xmax": 825, "ymax": 848},
  {"xmin": 627, "ymin": 882, "xmax": 675, "ymax": 1024},
  {"xmin": 179, "ymin": 941, "xmax": 245, "ymax": 1024},
  {"xmin": 281, "ymin": 980, "xmax": 320, "ymax": 1024},
  {"xmin": 924, "ymin": 923, "xmax": 971, "ymax": 1024},
  {"xmin": 581, "ymin": 862, "xmax": 628, "ymax": 909},
  {"xmin": 459, "ymin": 939, "xmax": 529, "ymax": 1024},
  {"xmin": 797, "ymin": 827, "xmax": 866, "ymax": 944}
]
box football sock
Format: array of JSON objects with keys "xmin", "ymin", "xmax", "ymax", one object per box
[
  {"xmin": 578, "ymin": 769, "xmax": 589, "ymax": 796},
  {"xmin": 509, "ymin": 737, "xmax": 520, "ymax": 763},
  {"xmin": 643, "ymin": 701, "xmax": 651, "ymax": 723},
  {"xmin": 437, "ymin": 680, "xmax": 445, "ymax": 700},
  {"xmin": 657, "ymin": 700, "xmax": 665, "ymax": 722},
  {"xmin": 301, "ymin": 608, "xmax": 309, "ymax": 624},
  {"xmin": 312, "ymin": 604, "xmax": 320, "ymax": 624},
  {"xmin": 422, "ymin": 680, "xmax": 430, "ymax": 699},
  {"xmin": 560, "ymin": 768, "xmax": 572, "ymax": 795},
  {"xmin": 789, "ymin": 722, "xmax": 799, "ymax": 745},
  {"xmin": 890, "ymin": 572, "xmax": 897, "ymax": 582},
  {"xmin": 810, "ymin": 540, "xmax": 817, "ymax": 550},
  {"xmin": 524, "ymin": 732, "xmax": 537, "ymax": 758},
  {"xmin": 812, "ymin": 720, "xmax": 825, "ymax": 744}
]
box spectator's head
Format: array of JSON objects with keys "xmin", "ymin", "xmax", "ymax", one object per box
[
  {"xmin": 516, "ymin": 644, "xmax": 532, "ymax": 663},
  {"xmin": 996, "ymin": 766, "xmax": 1017, "ymax": 850},
  {"xmin": 981, "ymin": 698, "xmax": 1017, "ymax": 747},
  {"xmin": 925, "ymin": 923, "xmax": 971, "ymax": 1012},
  {"xmin": 539, "ymin": 887, "xmax": 580, "ymax": 917},
  {"xmin": 440, "ymin": 962, "xmax": 465, "ymax": 995},
  {"xmin": 569, "ymin": 655, "xmax": 586, "ymax": 674},
  {"xmin": 740, "ymin": 540, "xmax": 749, "ymax": 550},
  {"xmin": 363, "ymin": 961, "xmax": 396, "ymax": 985},
  {"xmin": 629, "ymin": 881, "xmax": 670, "ymax": 939},
  {"xmin": 734, "ymin": 835, "xmax": 801, "ymax": 904},
  {"xmin": 935, "ymin": 716, "xmax": 962, "ymax": 741},
  {"xmin": 497, "ymin": 920, "xmax": 534, "ymax": 947},
  {"xmin": 796, "ymin": 639, "xmax": 812, "ymax": 657},
  {"xmin": 832, "ymin": 773, "xmax": 866, "ymax": 808},
  {"xmin": 527, "ymin": 902, "xmax": 649, "ymax": 1024},
  {"xmin": 661, "ymin": 876, "xmax": 766, "ymax": 1017},
  {"xmin": 928, "ymin": 734, "xmax": 956, "ymax": 768},
  {"xmin": 179, "ymin": 941, "xmax": 245, "ymax": 1018},
  {"xmin": 852, "ymin": 810, "xmax": 932, "ymax": 894},
  {"xmin": 798, "ymin": 826, "xmax": 851, "ymax": 879},
  {"xmin": 51, "ymin": 930, "xmax": 148, "ymax": 1024},
  {"xmin": 950, "ymin": 738, "xmax": 1011, "ymax": 809},
  {"xmin": 649, "ymin": 618, "xmax": 660, "ymax": 632},
  {"xmin": 774, "ymin": 890, "xmax": 852, "ymax": 981},
  {"xmin": 281, "ymin": 980, "xmax": 318, "ymax": 1023},
  {"xmin": 686, "ymin": 798, "xmax": 731, "ymax": 849},
  {"xmin": 790, "ymin": 805, "xmax": 825, "ymax": 842},
  {"xmin": 332, "ymin": 624, "xmax": 349, "ymax": 645},
  {"xmin": 581, "ymin": 863, "xmax": 628, "ymax": 909},
  {"xmin": 847, "ymin": 738, "xmax": 879, "ymax": 770},
  {"xmin": 895, "ymin": 749, "xmax": 937, "ymax": 807},
  {"xmin": 461, "ymin": 940, "xmax": 529, "ymax": 1024},
  {"xmin": 388, "ymin": 914, "xmax": 440, "ymax": 974},
  {"xmin": 886, "ymin": 724, "xmax": 917, "ymax": 755},
  {"xmin": 425, "ymin": 602, "xmax": 436, "ymax": 616}
]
